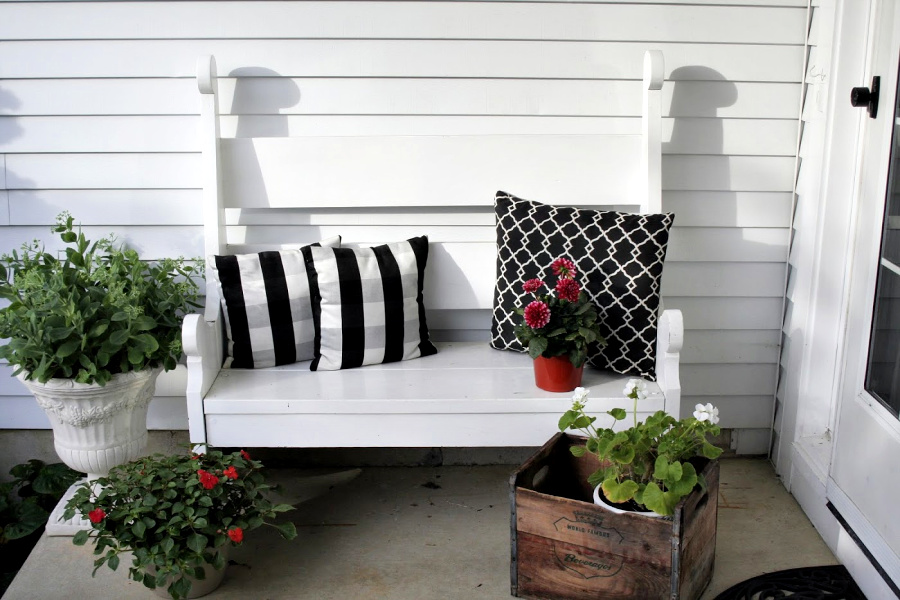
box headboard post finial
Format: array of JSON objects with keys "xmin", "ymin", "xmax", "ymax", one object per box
[
  {"xmin": 642, "ymin": 50, "xmax": 664, "ymax": 215},
  {"xmin": 197, "ymin": 55, "xmax": 218, "ymax": 95},
  {"xmin": 643, "ymin": 50, "xmax": 665, "ymax": 91},
  {"xmin": 196, "ymin": 54, "xmax": 225, "ymax": 321}
]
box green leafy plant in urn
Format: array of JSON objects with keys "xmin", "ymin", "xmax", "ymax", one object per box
[{"xmin": 0, "ymin": 213, "xmax": 201, "ymax": 531}]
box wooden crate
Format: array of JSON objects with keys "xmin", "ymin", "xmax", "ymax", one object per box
[{"xmin": 510, "ymin": 433, "xmax": 719, "ymax": 600}]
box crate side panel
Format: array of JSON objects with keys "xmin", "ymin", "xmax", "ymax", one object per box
[
  {"xmin": 515, "ymin": 531, "xmax": 670, "ymax": 600},
  {"xmin": 516, "ymin": 488, "xmax": 673, "ymax": 569}
]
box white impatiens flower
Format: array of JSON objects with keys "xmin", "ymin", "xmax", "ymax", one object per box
[
  {"xmin": 693, "ymin": 403, "xmax": 720, "ymax": 425},
  {"xmin": 623, "ymin": 379, "xmax": 648, "ymax": 400}
]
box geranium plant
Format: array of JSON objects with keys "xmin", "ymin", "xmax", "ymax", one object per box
[
  {"xmin": 63, "ymin": 448, "xmax": 297, "ymax": 600},
  {"xmin": 0, "ymin": 212, "xmax": 202, "ymax": 385},
  {"xmin": 513, "ymin": 257, "xmax": 605, "ymax": 368},
  {"xmin": 558, "ymin": 382, "xmax": 723, "ymax": 516}
]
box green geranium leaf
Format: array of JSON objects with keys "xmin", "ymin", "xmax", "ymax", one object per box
[
  {"xmin": 601, "ymin": 478, "xmax": 639, "ymax": 503},
  {"xmin": 608, "ymin": 408, "xmax": 627, "ymax": 421}
]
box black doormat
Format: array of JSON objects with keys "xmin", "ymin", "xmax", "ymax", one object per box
[{"xmin": 712, "ymin": 565, "xmax": 866, "ymax": 600}]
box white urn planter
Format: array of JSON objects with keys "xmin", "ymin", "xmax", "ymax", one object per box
[{"xmin": 18, "ymin": 367, "xmax": 162, "ymax": 535}]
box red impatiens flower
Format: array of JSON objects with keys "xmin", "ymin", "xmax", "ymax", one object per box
[
  {"xmin": 522, "ymin": 278, "xmax": 544, "ymax": 294},
  {"xmin": 551, "ymin": 257, "xmax": 577, "ymax": 279},
  {"xmin": 88, "ymin": 508, "xmax": 106, "ymax": 524},
  {"xmin": 197, "ymin": 469, "xmax": 218, "ymax": 490},
  {"xmin": 223, "ymin": 466, "xmax": 239, "ymax": 480},
  {"xmin": 555, "ymin": 278, "xmax": 581, "ymax": 303},
  {"xmin": 228, "ymin": 527, "xmax": 244, "ymax": 543},
  {"xmin": 240, "ymin": 450, "xmax": 251, "ymax": 461},
  {"xmin": 524, "ymin": 301, "xmax": 551, "ymax": 329}
]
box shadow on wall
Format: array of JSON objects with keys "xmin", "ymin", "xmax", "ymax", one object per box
[
  {"xmin": 229, "ymin": 67, "xmax": 301, "ymax": 138},
  {"xmin": 225, "ymin": 68, "xmax": 301, "ymax": 218},
  {"xmin": 0, "ymin": 83, "xmax": 29, "ymax": 227},
  {"xmin": 663, "ymin": 65, "xmax": 737, "ymax": 196}
]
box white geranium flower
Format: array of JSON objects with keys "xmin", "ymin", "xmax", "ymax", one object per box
[
  {"xmin": 693, "ymin": 403, "xmax": 720, "ymax": 425},
  {"xmin": 623, "ymin": 379, "xmax": 648, "ymax": 400},
  {"xmin": 572, "ymin": 387, "xmax": 589, "ymax": 403}
]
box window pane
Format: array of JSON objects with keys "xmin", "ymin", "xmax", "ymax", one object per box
[{"xmin": 865, "ymin": 66, "xmax": 900, "ymax": 418}]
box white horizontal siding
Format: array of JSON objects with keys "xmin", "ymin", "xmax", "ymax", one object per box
[
  {"xmin": 0, "ymin": 117, "xmax": 798, "ymax": 156},
  {"xmin": 1, "ymin": 79, "xmax": 802, "ymax": 119},
  {"xmin": 0, "ymin": 40, "xmax": 804, "ymax": 81},
  {"xmin": 0, "ymin": 2, "xmax": 806, "ymax": 43},
  {"xmin": 0, "ymin": 0, "xmax": 803, "ymax": 439}
]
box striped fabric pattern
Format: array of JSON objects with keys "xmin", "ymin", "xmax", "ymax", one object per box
[
  {"xmin": 305, "ymin": 236, "xmax": 437, "ymax": 371},
  {"xmin": 210, "ymin": 237, "xmax": 341, "ymax": 368}
]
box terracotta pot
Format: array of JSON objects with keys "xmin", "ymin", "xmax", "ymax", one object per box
[{"xmin": 533, "ymin": 355, "xmax": 584, "ymax": 392}]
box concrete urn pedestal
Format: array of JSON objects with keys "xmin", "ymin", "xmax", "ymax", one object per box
[{"xmin": 17, "ymin": 368, "xmax": 161, "ymax": 536}]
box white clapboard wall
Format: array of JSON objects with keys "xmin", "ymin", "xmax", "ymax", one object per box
[{"xmin": 0, "ymin": 0, "xmax": 805, "ymax": 449}]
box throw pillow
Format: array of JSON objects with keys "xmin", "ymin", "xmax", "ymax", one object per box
[
  {"xmin": 304, "ymin": 236, "xmax": 437, "ymax": 371},
  {"xmin": 491, "ymin": 191, "xmax": 674, "ymax": 380},
  {"xmin": 210, "ymin": 236, "xmax": 341, "ymax": 368}
]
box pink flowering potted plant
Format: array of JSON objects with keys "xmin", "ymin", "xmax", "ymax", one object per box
[
  {"xmin": 513, "ymin": 257, "xmax": 605, "ymax": 392},
  {"xmin": 63, "ymin": 448, "xmax": 297, "ymax": 599}
]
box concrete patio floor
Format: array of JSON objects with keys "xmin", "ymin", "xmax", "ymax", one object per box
[{"xmin": 3, "ymin": 457, "xmax": 837, "ymax": 600}]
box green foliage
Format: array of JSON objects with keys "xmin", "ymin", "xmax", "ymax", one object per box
[
  {"xmin": 513, "ymin": 261, "xmax": 606, "ymax": 368},
  {"xmin": 558, "ymin": 385, "xmax": 723, "ymax": 516},
  {"xmin": 64, "ymin": 448, "xmax": 297, "ymax": 600},
  {"xmin": 0, "ymin": 460, "xmax": 81, "ymax": 543},
  {"xmin": 0, "ymin": 213, "xmax": 202, "ymax": 384}
]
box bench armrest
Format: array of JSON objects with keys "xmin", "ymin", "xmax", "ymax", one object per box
[
  {"xmin": 183, "ymin": 305, "xmax": 225, "ymax": 445},
  {"xmin": 656, "ymin": 308, "xmax": 683, "ymax": 419}
]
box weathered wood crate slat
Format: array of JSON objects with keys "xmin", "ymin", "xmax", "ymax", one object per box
[{"xmin": 510, "ymin": 433, "xmax": 719, "ymax": 600}]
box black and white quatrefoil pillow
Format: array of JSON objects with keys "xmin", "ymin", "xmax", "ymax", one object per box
[{"xmin": 491, "ymin": 191, "xmax": 674, "ymax": 380}]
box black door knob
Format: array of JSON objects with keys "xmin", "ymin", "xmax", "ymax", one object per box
[{"xmin": 851, "ymin": 76, "xmax": 880, "ymax": 119}]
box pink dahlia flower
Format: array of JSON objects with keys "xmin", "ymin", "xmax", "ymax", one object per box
[
  {"xmin": 556, "ymin": 278, "xmax": 581, "ymax": 303},
  {"xmin": 522, "ymin": 278, "xmax": 544, "ymax": 294},
  {"xmin": 524, "ymin": 301, "xmax": 551, "ymax": 329},
  {"xmin": 551, "ymin": 257, "xmax": 577, "ymax": 279}
]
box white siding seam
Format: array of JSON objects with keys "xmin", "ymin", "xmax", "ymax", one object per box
[{"xmin": 772, "ymin": 0, "xmax": 814, "ymax": 460}]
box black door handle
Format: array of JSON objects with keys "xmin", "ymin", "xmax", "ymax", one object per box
[{"xmin": 851, "ymin": 76, "xmax": 880, "ymax": 119}]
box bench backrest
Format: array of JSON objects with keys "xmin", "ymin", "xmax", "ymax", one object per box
[{"xmin": 197, "ymin": 51, "xmax": 664, "ymax": 340}]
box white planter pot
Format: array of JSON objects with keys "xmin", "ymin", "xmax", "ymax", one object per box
[
  {"xmin": 592, "ymin": 483, "xmax": 666, "ymax": 519},
  {"xmin": 18, "ymin": 368, "xmax": 161, "ymax": 479},
  {"xmin": 149, "ymin": 546, "xmax": 230, "ymax": 599}
]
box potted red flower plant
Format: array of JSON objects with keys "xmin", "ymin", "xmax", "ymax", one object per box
[
  {"xmin": 514, "ymin": 257, "xmax": 605, "ymax": 391},
  {"xmin": 63, "ymin": 447, "xmax": 297, "ymax": 599}
]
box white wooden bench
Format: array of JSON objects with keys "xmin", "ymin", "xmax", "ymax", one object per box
[{"xmin": 182, "ymin": 50, "xmax": 683, "ymax": 449}]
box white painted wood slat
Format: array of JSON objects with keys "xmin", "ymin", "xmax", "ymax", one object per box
[
  {"xmin": 0, "ymin": 40, "xmax": 805, "ymax": 82},
  {"xmin": 1, "ymin": 3, "xmax": 806, "ymax": 44},
  {"xmin": 220, "ymin": 136, "xmax": 641, "ymax": 208},
  {"xmin": 9, "ymin": 190, "xmax": 203, "ymax": 225},
  {"xmin": 0, "ymin": 116, "xmax": 798, "ymax": 157},
  {"xmin": 2, "ymin": 190, "xmax": 776, "ymax": 228},
  {"xmin": 663, "ymin": 156, "xmax": 796, "ymax": 192},
  {"xmin": 5, "ymin": 153, "xmax": 200, "ymax": 189},
  {"xmin": 1, "ymin": 79, "xmax": 802, "ymax": 120}
]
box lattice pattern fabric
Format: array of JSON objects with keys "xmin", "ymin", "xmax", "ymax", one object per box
[
  {"xmin": 305, "ymin": 236, "xmax": 437, "ymax": 371},
  {"xmin": 210, "ymin": 236, "xmax": 341, "ymax": 369},
  {"xmin": 491, "ymin": 192, "xmax": 674, "ymax": 380}
]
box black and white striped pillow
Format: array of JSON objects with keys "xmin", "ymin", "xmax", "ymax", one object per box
[
  {"xmin": 210, "ymin": 237, "xmax": 341, "ymax": 368},
  {"xmin": 304, "ymin": 236, "xmax": 437, "ymax": 371}
]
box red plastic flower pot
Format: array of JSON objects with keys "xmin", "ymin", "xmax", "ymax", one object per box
[{"xmin": 533, "ymin": 355, "xmax": 584, "ymax": 392}]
